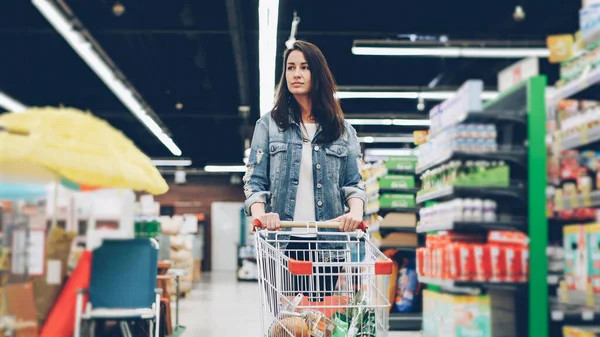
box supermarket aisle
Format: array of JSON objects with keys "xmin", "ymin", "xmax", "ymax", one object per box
[{"xmin": 178, "ymin": 271, "xmax": 421, "ymax": 336}]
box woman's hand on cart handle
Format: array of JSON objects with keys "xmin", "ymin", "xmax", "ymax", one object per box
[
  {"xmin": 252, "ymin": 213, "xmax": 281, "ymax": 231},
  {"xmin": 332, "ymin": 212, "xmax": 367, "ymax": 232}
]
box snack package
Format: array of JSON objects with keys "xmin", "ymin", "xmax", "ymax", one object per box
[
  {"xmin": 395, "ymin": 260, "xmax": 419, "ymax": 312},
  {"xmin": 489, "ymin": 245, "xmax": 506, "ymax": 282},
  {"xmin": 304, "ymin": 310, "xmax": 336, "ymax": 337}
]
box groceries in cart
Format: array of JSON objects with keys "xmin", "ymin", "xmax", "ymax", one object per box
[
  {"xmin": 268, "ymin": 292, "xmax": 377, "ymax": 337},
  {"xmin": 254, "ymin": 220, "xmax": 393, "ymax": 337}
]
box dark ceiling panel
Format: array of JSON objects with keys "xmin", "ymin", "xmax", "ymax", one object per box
[{"xmin": 0, "ymin": 0, "xmax": 583, "ymax": 167}]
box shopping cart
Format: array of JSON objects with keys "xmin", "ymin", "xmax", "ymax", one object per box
[{"xmin": 253, "ymin": 220, "xmax": 393, "ymax": 337}]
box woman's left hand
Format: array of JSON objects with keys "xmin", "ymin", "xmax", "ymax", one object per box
[{"xmin": 334, "ymin": 211, "xmax": 363, "ymax": 232}]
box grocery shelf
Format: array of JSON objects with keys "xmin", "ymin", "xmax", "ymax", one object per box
[
  {"xmin": 416, "ymin": 219, "xmax": 527, "ymax": 233},
  {"xmin": 419, "ymin": 276, "xmax": 527, "ymax": 294},
  {"xmin": 378, "ymin": 207, "xmax": 420, "ymax": 215},
  {"xmin": 379, "ymin": 225, "xmax": 416, "ymax": 233},
  {"xmin": 379, "ymin": 244, "xmax": 419, "ymax": 251},
  {"xmin": 416, "ymin": 147, "xmax": 527, "ymax": 175},
  {"xmin": 379, "ymin": 188, "xmax": 420, "ymax": 194},
  {"xmin": 550, "ymin": 298, "xmax": 600, "ymax": 324},
  {"xmin": 430, "ymin": 109, "xmax": 527, "ymax": 140},
  {"xmin": 387, "ymin": 168, "xmax": 416, "ymax": 175},
  {"xmin": 556, "ymin": 190, "xmax": 600, "ymax": 211},
  {"xmin": 549, "ymin": 65, "xmax": 600, "ymax": 104},
  {"xmin": 389, "ymin": 312, "xmax": 423, "ymax": 331},
  {"xmin": 559, "ymin": 124, "xmax": 600, "ymax": 151},
  {"xmin": 416, "ymin": 185, "xmax": 525, "ymax": 204}
]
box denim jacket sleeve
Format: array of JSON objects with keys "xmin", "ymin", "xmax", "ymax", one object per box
[
  {"xmin": 342, "ymin": 122, "xmax": 367, "ymax": 209},
  {"xmin": 243, "ymin": 117, "xmax": 271, "ymax": 216}
]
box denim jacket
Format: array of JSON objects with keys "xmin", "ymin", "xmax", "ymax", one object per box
[{"xmin": 243, "ymin": 112, "xmax": 367, "ymax": 251}]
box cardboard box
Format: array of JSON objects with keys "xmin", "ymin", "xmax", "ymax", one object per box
[
  {"xmin": 379, "ymin": 175, "xmax": 415, "ymax": 189},
  {"xmin": 588, "ymin": 225, "xmax": 600, "ymax": 294},
  {"xmin": 379, "ymin": 194, "xmax": 415, "ymax": 208},
  {"xmin": 380, "ymin": 232, "xmax": 418, "ymax": 247},
  {"xmin": 380, "ymin": 213, "xmax": 417, "ymax": 228}
]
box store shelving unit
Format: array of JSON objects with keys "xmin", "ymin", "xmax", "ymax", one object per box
[
  {"xmin": 363, "ymin": 159, "xmax": 423, "ymax": 331},
  {"xmin": 545, "ymin": 56, "xmax": 600, "ymax": 337},
  {"xmin": 415, "ymin": 76, "xmax": 548, "ymax": 337}
]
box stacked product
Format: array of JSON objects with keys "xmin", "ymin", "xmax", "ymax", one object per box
[
  {"xmin": 422, "ymin": 289, "xmax": 491, "ymax": 337},
  {"xmin": 417, "ymin": 231, "xmax": 529, "ymax": 283},
  {"xmin": 419, "ymin": 198, "xmax": 498, "ymax": 226},
  {"xmin": 562, "ymin": 224, "xmax": 600, "ymax": 305},
  {"xmin": 419, "ymin": 160, "xmax": 510, "ymax": 194},
  {"xmin": 378, "ymin": 173, "xmax": 416, "ymax": 209},
  {"xmin": 160, "ymin": 216, "xmax": 194, "ymax": 297},
  {"xmin": 361, "ymin": 160, "xmax": 387, "ymax": 216}
]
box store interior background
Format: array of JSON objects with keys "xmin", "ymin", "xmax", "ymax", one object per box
[{"xmin": 0, "ymin": 0, "xmax": 594, "ymax": 336}]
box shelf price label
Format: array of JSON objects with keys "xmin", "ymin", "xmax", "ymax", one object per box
[
  {"xmin": 582, "ymin": 310, "xmax": 595, "ymax": 321},
  {"xmin": 551, "ymin": 310, "xmax": 565, "ymax": 321}
]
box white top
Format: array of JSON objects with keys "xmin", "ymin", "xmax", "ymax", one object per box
[{"xmin": 292, "ymin": 123, "xmax": 318, "ymax": 237}]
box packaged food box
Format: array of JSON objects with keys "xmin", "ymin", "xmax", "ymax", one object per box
[
  {"xmin": 378, "ymin": 194, "xmax": 415, "ymax": 208},
  {"xmin": 423, "ymin": 290, "xmax": 491, "ymax": 337},
  {"xmin": 564, "ymin": 225, "xmax": 588, "ymax": 291},
  {"xmin": 378, "ymin": 174, "xmax": 415, "ymax": 189},
  {"xmin": 385, "ymin": 156, "xmax": 417, "ymax": 172},
  {"xmin": 588, "ymin": 224, "xmax": 600, "ymax": 293}
]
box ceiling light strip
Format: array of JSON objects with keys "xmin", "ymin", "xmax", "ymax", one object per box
[
  {"xmin": 346, "ymin": 118, "xmax": 430, "ymax": 126},
  {"xmin": 32, "ymin": 0, "xmax": 182, "ymax": 156},
  {"xmin": 358, "ymin": 136, "xmax": 414, "ymax": 143},
  {"xmin": 204, "ymin": 165, "xmax": 247, "ymax": 173},
  {"xmin": 151, "ymin": 159, "xmax": 193, "ymax": 167},
  {"xmin": 0, "ymin": 92, "xmax": 27, "ymax": 113},
  {"xmin": 337, "ymin": 91, "xmax": 498, "ymax": 101},
  {"xmin": 258, "ymin": 0, "xmax": 280, "ymax": 115},
  {"xmin": 352, "ymin": 46, "xmax": 549, "ymax": 58}
]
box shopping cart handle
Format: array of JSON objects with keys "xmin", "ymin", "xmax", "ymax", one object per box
[{"xmin": 252, "ymin": 219, "xmax": 368, "ymax": 232}]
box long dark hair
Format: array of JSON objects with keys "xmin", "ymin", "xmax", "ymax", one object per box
[{"xmin": 271, "ymin": 40, "xmax": 345, "ymax": 144}]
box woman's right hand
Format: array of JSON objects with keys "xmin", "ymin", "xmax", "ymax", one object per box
[{"xmin": 255, "ymin": 212, "xmax": 281, "ymax": 230}]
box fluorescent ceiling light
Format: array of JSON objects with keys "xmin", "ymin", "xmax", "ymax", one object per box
[
  {"xmin": 0, "ymin": 92, "xmax": 27, "ymax": 113},
  {"xmin": 358, "ymin": 136, "xmax": 414, "ymax": 143},
  {"xmin": 204, "ymin": 165, "xmax": 247, "ymax": 173},
  {"xmin": 32, "ymin": 0, "xmax": 182, "ymax": 156},
  {"xmin": 352, "ymin": 46, "xmax": 550, "ymax": 58},
  {"xmin": 346, "ymin": 118, "xmax": 430, "ymax": 126},
  {"xmin": 151, "ymin": 159, "xmax": 192, "ymax": 167},
  {"xmin": 258, "ymin": 0, "xmax": 280, "ymax": 115},
  {"xmin": 337, "ymin": 91, "xmax": 498, "ymax": 101}
]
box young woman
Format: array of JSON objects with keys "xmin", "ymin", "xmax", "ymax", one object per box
[{"xmin": 243, "ymin": 40, "xmax": 366, "ymax": 300}]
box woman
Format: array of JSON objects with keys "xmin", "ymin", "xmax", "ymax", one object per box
[{"xmin": 243, "ymin": 40, "xmax": 366, "ymax": 300}]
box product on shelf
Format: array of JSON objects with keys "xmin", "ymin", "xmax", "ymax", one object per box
[
  {"xmin": 394, "ymin": 259, "xmax": 419, "ymax": 312},
  {"xmin": 563, "ymin": 224, "xmax": 600, "ymax": 296},
  {"xmin": 379, "ymin": 174, "xmax": 415, "ymax": 189},
  {"xmin": 417, "ymin": 231, "xmax": 529, "ymax": 283},
  {"xmin": 428, "ymin": 80, "xmax": 484, "ymax": 137},
  {"xmin": 563, "ymin": 325, "xmax": 600, "ymax": 337},
  {"xmin": 384, "ymin": 156, "xmax": 418, "ymax": 172},
  {"xmin": 417, "ymin": 124, "xmax": 499, "ymax": 170},
  {"xmin": 420, "ymin": 160, "xmax": 510, "ymax": 192},
  {"xmin": 378, "ymin": 193, "xmax": 415, "ymax": 209},
  {"xmin": 419, "ymin": 198, "xmax": 497, "ymax": 225},
  {"xmin": 422, "ymin": 290, "xmax": 491, "ymax": 337}
]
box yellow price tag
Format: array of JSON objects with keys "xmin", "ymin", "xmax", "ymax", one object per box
[
  {"xmin": 555, "ymin": 132, "xmax": 562, "ymax": 153},
  {"xmin": 581, "ymin": 124, "xmax": 590, "ymax": 145},
  {"xmin": 587, "ymin": 283, "xmax": 595, "ymax": 307}
]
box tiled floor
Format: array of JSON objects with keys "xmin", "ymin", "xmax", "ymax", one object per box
[{"xmin": 175, "ymin": 271, "xmax": 421, "ymax": 336}]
